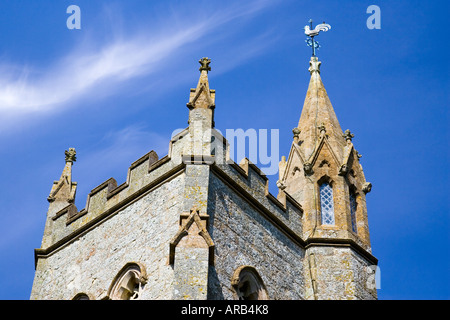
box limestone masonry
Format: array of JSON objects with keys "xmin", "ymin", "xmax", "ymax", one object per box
[{"xmin": 31, "ymin": 56, "xmax": 378, "ymax": 300}]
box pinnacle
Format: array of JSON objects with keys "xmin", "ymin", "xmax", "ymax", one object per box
[{"xmin": 187, "ymin": 57, "xmax": 215, "ymax": 110}]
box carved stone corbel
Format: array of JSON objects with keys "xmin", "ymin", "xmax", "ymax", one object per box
[
  {"xmin": 338, "ymin": 164, "xmax": 348, "ymax": 176},
  {"xmin": 303, "ymin": 162, "xmax": 314, "ymax": 175}
]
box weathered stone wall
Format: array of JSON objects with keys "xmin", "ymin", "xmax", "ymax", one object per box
[
  {"xmin": 31, "ymin": 173, "xmax": 185, "ymax": 300},
  {"xmin": 43, "ymin": 151, "xmax": 180, "ymax": 249},
  {"xmin": 206, "ymin": 173, "xmax": 306, "ymax": 300},
  {"xmin": 304, "ymin": 246, "xmax": 377, "ymax": 300}
]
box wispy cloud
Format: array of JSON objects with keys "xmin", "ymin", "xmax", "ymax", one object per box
[{"xmin": 0, "ymin": 0, "xmax": 278, "ymax": 115}]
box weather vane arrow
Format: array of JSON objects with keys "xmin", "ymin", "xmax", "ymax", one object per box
[{"xmin": 304, "ymin": 19, "xmax": 331, "ymax": 57}]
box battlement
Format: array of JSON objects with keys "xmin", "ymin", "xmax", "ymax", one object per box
[
  {"xmin": 213, "ymin": 157, "xmax": 304, "ymax": 244},
  {"xmin": 38, "ymin": 134, "xmax": 305, "ymax": 262},
  {"xmin": 41, "ymin": 150, "xmax": 184, "ymax": 251}
]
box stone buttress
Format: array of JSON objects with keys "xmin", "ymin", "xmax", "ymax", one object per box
[{"xmin": 170, "ymin": 57, "xmax": 216, "ymax": 299}]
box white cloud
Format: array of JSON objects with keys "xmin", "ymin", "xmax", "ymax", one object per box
[{"xmin": 0, "ymin": 0, "xmax": 278, "ymax": 115}]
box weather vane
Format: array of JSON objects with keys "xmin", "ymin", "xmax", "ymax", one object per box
[{"xmin": 304, "ymin": 19, "xmax": 331, "ymax": 57}]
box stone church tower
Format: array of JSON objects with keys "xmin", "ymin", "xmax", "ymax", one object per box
[{"xmin": 31, "ymin": 55, "xmax": 378, "ymax": 300}]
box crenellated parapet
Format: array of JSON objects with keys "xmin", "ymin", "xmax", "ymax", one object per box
[{"xmin": 38, "ymin": 149, "xmax": 184, "ymax": 252}]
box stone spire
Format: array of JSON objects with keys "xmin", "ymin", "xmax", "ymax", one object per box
[
  {"xmin": 278, "ymin": 54, "xmax": 377, "ymax": 299},
  {"xmin": 280, "ymin": 56, "xmax": 373, "ymax": 250},
  {"xmin": 183, "ymin": 58, "xmax": 217, "ymax": 158},
  {"xmin": 294, "ymin": 57, "xmax": 346, "ymax": 161},
  {"xmin": 186, "ymin": 57, "xmax": 215, "ymax": 112},
  {"xmin": 47, "ymin": 148, "xmax": 77, "ymax": 205}
]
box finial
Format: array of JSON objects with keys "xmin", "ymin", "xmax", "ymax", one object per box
[
  {"xmin": 190, "ymin": 205, "xmax": 200, "ymax": 215},
  {"xmin": 199, "ymin": 57, "xmax": 211, "ymax": 73},
  {"xmin": 308, "ymin": 56, "xmax": 321, "ymax": 74},
  {"xmin": 292, "ymin": 127, "xmax": 301, "ymax": 137},
  {"xmin": 65, "ymin": 148, "xmax": 77, "ymax": 163},
  {"xmin": 317, "ymin": 122, "xmax": 326, "ymax": 134},
  {"xmin": 343, "ymin": 129, "xmax": 355, "ymax": 142},
  {"xmin": 292, "ymin": 127, "xmax": 301, "ymax": 144},
  {"xmin": 304, "ymin": 20, "xmax": 331, "ymax": 57}
]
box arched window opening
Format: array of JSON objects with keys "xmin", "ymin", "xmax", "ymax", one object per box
[
  {"xmin": 320, "ymin": 182, "xmax": 335, "ymax": 225},
  {"xmin": 108, "ymin": 263, "xmax": 147, "ymax": 300},
  {"xmin": 349, "ymin": 190, "xmax": 358, "ymax": 233},
  {"xmin": 231, "ymin": 266, "xmax": 268, "ymax": 300},
  {"xmin": 72, "ymin": 293, "xmax": 90, "ymax": 300}
]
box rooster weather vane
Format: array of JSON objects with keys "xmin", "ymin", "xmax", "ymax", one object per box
[{"xmin": 304, "ymin": 19, "xmax": 331, "ymax": 57}]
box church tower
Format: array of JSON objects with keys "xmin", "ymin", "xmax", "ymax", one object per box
[
  {"xmin": 31, "ymin": 37, "xmax": 378, "ymax": 299},
  {"xmin": 278, "ymin": 52, "xmax": 377, "ymax": 298}
]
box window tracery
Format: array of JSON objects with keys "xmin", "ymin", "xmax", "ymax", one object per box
[{"xmin": 107, "ymin": 262, "xmax": 147, "ymax": 300}]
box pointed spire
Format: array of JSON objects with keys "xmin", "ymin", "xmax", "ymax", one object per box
[
  {"xmin": 295, "ymin": 57, "xmax": 346, "ymax": 160},
  {"xmin": 187, "ymin": 57, "xmax": 215, "ymax": 110},
  {"xmin": 281, "ymin": 55, "xmax": 374, "ymax": 249},
  {"xmin": 183, "ymin": 58, "xmax": 217, "ymax": 158},
  {"xmin": 47, "ymin": 148, "xmax": 77, "ymax": 203},
  {"xmin": 40, "ymin": 148, "xmax": 78, "ymax": 249}
]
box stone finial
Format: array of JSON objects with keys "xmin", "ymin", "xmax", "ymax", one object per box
[
  {"xmin": 199, "ymin": 57, "xmax": 211, "ymax": 73},
  {"xmin": 276, "ymin": 180, "xmax": 286, "ymax": 190},
  {"xmin": 190, "ymin": 205, "xmax": 199, "ymax": 214},
  {"xmin": 292, "ymin": 127, "xmax": 301, "ymax": 144},
  {"xmin": 65, "ymin": 148, "xmax": 77, "ymax": 163},
  {"xmin": 308, "ymin": 57, "xmax": 321, "ymax": 75},
  {"xmin": 317, "ymin": 122, "xmax": 326, "ymax": 134},
  {"xmin": 343, "ymin": 129, "xmax": 354, "ymax": 142}
]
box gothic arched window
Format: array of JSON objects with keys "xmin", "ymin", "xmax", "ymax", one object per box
[
  {"xmin": 349, "ymin": 189, "xmax": 358, "ymax": 233},
  {"xmin": 107, "ymin": 262, "xmax": 147, "ymax": 300},
  {"xmin": 320, "ymin": 182, "xmax": 335, "ymax": 225},
  {"xmin": 231, "ymin": 266, "xmax": 268, "ymax": 300}
]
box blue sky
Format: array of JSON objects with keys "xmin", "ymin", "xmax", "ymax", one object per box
[{"xmin": 0, "ymin": 0, "xmax": 448, "ymax": 300}]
